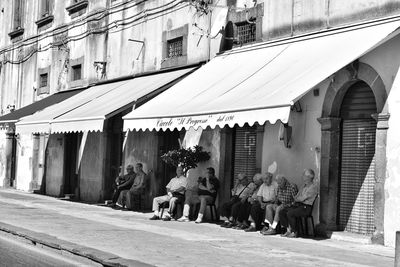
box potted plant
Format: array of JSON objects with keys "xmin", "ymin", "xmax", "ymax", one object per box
[{"xmin": 161, "ymin": 145, "xmax": 210, "ymax": 175}]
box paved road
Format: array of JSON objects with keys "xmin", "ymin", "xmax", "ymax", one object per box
[
  {"xmin": 0, "ymin": 189, "xmax": 395, "ymax": 267},
  {"xmin": 0, "ymin": 233, "xmax": 101, "ymax": 267}
]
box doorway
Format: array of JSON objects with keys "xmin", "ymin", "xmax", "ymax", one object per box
[{"xmin": 338, "ymin": 81, "xmax": 377, "ymax": 235}]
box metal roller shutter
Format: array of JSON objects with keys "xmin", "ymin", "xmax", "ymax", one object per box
[
  {"xmin": 339, "ymin": 120, "xmax": 376, "ymax": 234},
  {"xmin": 339, "ymin": 81, "xmax": 377, "ymax": 235},
  {"xmin": 233, "ymin": 125, "xmax": 257, "ymax": 182}
]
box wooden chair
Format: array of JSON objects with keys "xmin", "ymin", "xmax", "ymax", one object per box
[{"xmin": 297, "ymin": 194, "xmax": 319, "ymax": 237}]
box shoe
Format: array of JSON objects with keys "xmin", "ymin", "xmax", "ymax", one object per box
[
  {"xmin": 240, "ymin": 224, "xmax": 249, "ymax": 230},
  {"xmin": 244, "ymin": 226, "xmax": 257, "ymax": 232},
  {"xmin": 225, "ymin": 222, "xmax": 236, "ymax": 228},
  {"xmin": 280, "ymin": 230, "xmax": 291, "ymax": 237},
  {"xmin": 287, "ymin": 232, "xmax": 298, "ymax": 238},
  {"xmin": 177, "ymin": 216, "xmax": 190, "ymax": 222},
  {"xmin": 162, "ymin": 216, "xmax": 171, "ymax": 221},
  {"xmin": 260, "ymin": 226, "xmax": 269, "ymax": 234},
  {"xmin": 220, "ymin": 221, "xmax": 230, "ymax": 228},
  {"xmin": 262, "ymin": 228, "xmax": 277, "ymax": 235},
  {"xmin": 195, "ymin": 218, "xmax": 202, "ymax": 224},
  {"xmin": 149, "ymin": 215, "xmax": 160, "ymax": 220}
]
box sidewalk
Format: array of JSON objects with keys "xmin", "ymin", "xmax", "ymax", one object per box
[{"xmin": 0, "ymin": 188, "xmax": 394, "ymax": 267}]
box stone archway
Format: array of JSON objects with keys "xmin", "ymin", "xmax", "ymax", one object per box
[{"xmin": 317, "ymin": 61, "xmax": 388, "ymax": 244}]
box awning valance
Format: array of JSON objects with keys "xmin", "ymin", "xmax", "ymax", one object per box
[
  {"xmin": 16, "ymin": 67, "xmax": 196, "ymax": 134},
  {"xmin": 123, "ymin": 19, "xmax": 400, "ymax": 131}
]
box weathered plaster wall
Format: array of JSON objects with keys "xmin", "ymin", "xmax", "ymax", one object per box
[
  {"xmin": 15, "ymin": 133, "xmax": 33, "ymax": 191},
  {"xmin": 45, "ymin": 134, "xmax": 65, "ymax": 197},
  {"xmin": 79, "ymin": 132, "xmax": 104, "ymax": 202},
  {"xmin": 360, "ymin": 34, "xmax": 400, "ymax": 98},
  {"xmin": 384, "ymin": 67, "xmax": 400, "ymax": 248},
  {"xmin": 0, "ymin": 131, "xmax": 7, "ymax": 186},
  {"xmin": 261, "ymin": 78, "xmax": 330, "ymax": 223},
  {"xmin": 124, "ymin": 130, "xmax": 159, "ymax": 206},
  {"xmin": 185, "ymin": 128, "xmax": 221, "ymax": 190}
]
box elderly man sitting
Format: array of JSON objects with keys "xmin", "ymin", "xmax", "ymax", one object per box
[
  {"xmin": 261, "ymin": 174, "xmax": 298, "ymax": 235},
  {"xmin": 231, "ymin": 173, "xmax": 263, "ymax": 230},
  {"xmin": 110, "ymin": 164, "xmax": 136, "ymax": 207},
  {"xmin": 178, "ymin": 167, "xmax": 220, "ymax": 223},
  {"xmin": 117, "ymin": 163, "xmax": 147, "ymax": 210},
  {"xmin": 244, "ymin": 172, "xmax": 277, "ymax": 232},
  {"xmin": 149, "ymin": 166, "xmax": 187, "ymax": 220},
  {"xmin": 279, "ymin": 169, "xmax": 318, "ymax": 238},
  {"xmin": 220, "ymin": 173, "xmax": 254, "ymax": 227}
]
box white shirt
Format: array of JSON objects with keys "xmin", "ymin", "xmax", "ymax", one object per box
[
  {"xmin": 257, "ymin": 182, "xmax": 277, "ymax": 202},
  {"xmin": 166, "ymin": 175, "xmax": 187, "ymax": 191}
]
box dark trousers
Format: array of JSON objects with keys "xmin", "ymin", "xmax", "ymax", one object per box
[
  {"xmin": 220, "ymin": 198, "xmax": 240, "ymax": 218},
  {"xmin": 112, "ymin": 184, "xmax": 131, "ymax": 203},
  {"xmin": 279, "ymin": 204, "xmax": 312, "ymax": 233},
  {"xmin": 237, "ymin": 201, "xmax": 252, "ymax": 223},
  {"xmin": 250, "ymin": 202, "xmax": 265, "ymax": 229},
  {"xmin": 231, "ymin": 201, "xmax": 243, "ymax": 220}
]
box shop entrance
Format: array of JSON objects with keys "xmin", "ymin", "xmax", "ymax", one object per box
[
  {"xmin": 63, "ymin": 133, "xmax": 81, "ymax": 196},
  {"xmin": 338, "ymin": 81, "xmax": 377, "ymax": 235}
]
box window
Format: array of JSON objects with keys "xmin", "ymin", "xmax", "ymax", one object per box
[
  {"xmin": 39, "ymin": 73, "xmax": 48, "ymax": 88},
  {"xmin": 13, "ymin": 0, "xmax": 23, "ymax": 29},
  {"xmin": 167, "ymin": 37, "xmax": 183, "ymax": 58},
  {"xmin": 236, "ymin": 22, "xmax": 256, "ymax": 45},
  {"xmin": 41, "ymin": 0, "xmax": 51, "ymax": 17},
  {"xmin": 72, "ymin": 65, "xmax": 82, "ymax": 81},
  {"xmin": 66, "ymin": 0, "xmax": 88, "ymax": 18}
]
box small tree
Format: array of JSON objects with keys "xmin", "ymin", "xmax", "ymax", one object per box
[{"xmin": 161, "ymin": 145, "xmax": 210, "ymax": 174}]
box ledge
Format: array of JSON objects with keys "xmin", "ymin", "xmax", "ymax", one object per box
[
  {"xmin": 8, "ymin": 28, "xmax": 24, "ymax": 39},
  {"xmin": 35, "ymin": 15, "xmax": 54, "ymax": 28},
  {"xmin": 66, "ymin": 0, "xmax": 88, "ymax": 16}
]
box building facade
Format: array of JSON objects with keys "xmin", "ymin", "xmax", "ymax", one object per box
[{"xmin": 1, "ymin": 0, "xmax": 400, "ymax": 247}]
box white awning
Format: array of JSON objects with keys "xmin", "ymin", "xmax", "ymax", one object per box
[
  {"xmin": 16, "ymin": 67, "xmax": 195, "ymax": 134},
  {"xmin": 123, "ymin": 19, "xmax": 400, "ymax": 131}
]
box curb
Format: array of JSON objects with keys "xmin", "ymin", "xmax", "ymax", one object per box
[{"xmin": 0, "ymin": 222, "xmax": 153, "ymax": 267}]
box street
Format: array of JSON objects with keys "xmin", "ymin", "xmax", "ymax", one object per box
[
  {"xmin": 0, "ymin": 189, "xmax": 395, "ymax": 267},
  {"xmin": 0, "ymin": 232, "xmax": 101, "ymax": 267}
]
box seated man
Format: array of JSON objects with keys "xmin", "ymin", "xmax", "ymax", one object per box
[
  {"xmin": 220, "ymin": 173, "xmax": 253, "ymax": 227},
  {"xmin": 245, "ymin": 172, "xmax": 277, "ymax": 232},
  {"xmin": 261, "ymin": 174, "xmax": 298, "ymax": 235},
  {"xmin": 118, "ymin": 163, "xmax": 147, "ymax": 210},
  {"xmin": 149, "ymin": 166, "xmax": 187, "ymax": 220},
  {"xmin": 279, "ymin": 169, "xmax": 318, "ymax": 238},
  {"xmin": 110, "ymin": 164, "xmax": 136, "ymax": 207},
  {"xmin": 178, "ymin": 167, "xmax": 220, "ymax": 223},
  {"xmin": 232, "ymin": 173, "xmax": 263, "ymax": 230}
]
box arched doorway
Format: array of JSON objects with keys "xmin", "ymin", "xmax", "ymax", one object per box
[
  {"xmin": 338, "ymin": 81, "xmax": 377, "ymax": 235},
  {"xmin": 318, "ymin": 62, "xmax": 388, "ymax": 242}
]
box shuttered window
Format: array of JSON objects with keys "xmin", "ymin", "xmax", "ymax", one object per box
[{"xmin": 233, "ymin": 125, "xmax": 257, "ymax": 183}]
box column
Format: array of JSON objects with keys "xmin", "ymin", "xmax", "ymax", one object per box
[
  {"xmin": 371, "ymin": 113, "xmax": 390, "ymax": 245},
  {"xmin": 3, "ymin": 128, "xmax": 15, "ymax": 188},
  {"xmin": 317, "ymin": 117, "xmax": 342, "ymax": 235},
  {"xmin": 29, "ymin": 133, "xmax": 40, "ymax": 191}
]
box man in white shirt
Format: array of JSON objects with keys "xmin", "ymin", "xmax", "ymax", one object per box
[
  {"xmin": 149, "ymin": 166, "xmax": 187, "ymax": 220},
  {"xmin": 245, "ymin": 172, "xmax": 277, "ymax": 232}
]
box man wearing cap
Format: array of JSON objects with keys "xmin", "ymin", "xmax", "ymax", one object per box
[
  {"xmin": 178, "ymin": 167, "xmax": 220, "ymax": 223},
  {"xmin": 110, "ymin": 164, "xmax": 136, "ymax": 207},
  {"xmin": 261, "ymin": 174, "xmax": 298, "ymax": 235},
  {"xmin": 119, "ymin": 162, "xmax": 147, "ymax": 210},
  {"xmin": 279, "ymin": 169, "xmax": 318, "ymax": 238},
  {"xmin": 149, "ymin": 166, "xmax": 187, "ymax": 220}
]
